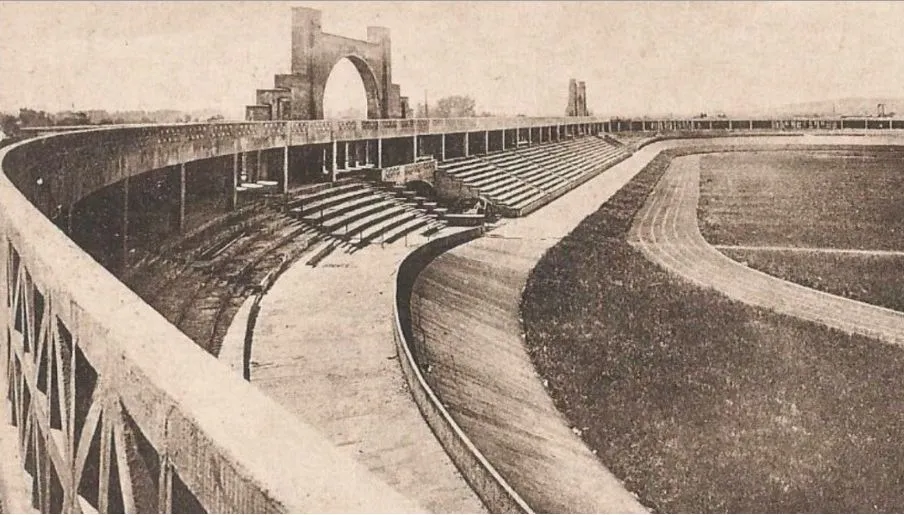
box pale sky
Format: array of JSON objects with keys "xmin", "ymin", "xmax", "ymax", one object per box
[{"xmin": 2, "ymin": 1, "xmax": 903, "ymax": 119}]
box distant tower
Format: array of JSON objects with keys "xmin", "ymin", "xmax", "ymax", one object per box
[{"xmin": 566, "ymin": 79, "xmax": 588, "ymax": 117}]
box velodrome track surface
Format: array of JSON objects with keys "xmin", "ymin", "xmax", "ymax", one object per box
[
  {"xmin": 409, "ymin": 134, "xmax": 904, "ymax": 512},
  {"xmin": 629, "ymin": 153, "xmax": 904, "ymax": 347}
]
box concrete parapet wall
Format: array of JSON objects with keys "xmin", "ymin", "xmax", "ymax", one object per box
[
  {"xmin": 393, "ymin": 227, "xmax": 533, "ymax": 514},
  {"xmin": 375, "ymin": 159, "xmax": 437, "ymax": 184},
  {"xmin": 0, "ymin": 137, "xmax": 421, "ymax": 513}
]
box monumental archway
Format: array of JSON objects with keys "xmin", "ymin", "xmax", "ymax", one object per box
[
  {"xmin": 247, "ymin": 7, "xmax": 407, "ymax": 121},
  {"xmin": 321, "ymin": 55, "xmax": 383, "ymax": 120}
]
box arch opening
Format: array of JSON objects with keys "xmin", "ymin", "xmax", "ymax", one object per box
[{"xmin": 321, "ymin": 56, "xmax": 381, "ymax": 120}]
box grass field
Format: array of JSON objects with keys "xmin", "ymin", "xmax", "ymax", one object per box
[
  {"xmin": 700, "ymin": 148, "xmax": 904, "ymax": 312},
  {"xmin": 699, "ymin": 148, "xmax": 904, "ymax": 250},
  {"xmin": 522, "ymin": 149, "xmax": 904, "ymax": 513}
]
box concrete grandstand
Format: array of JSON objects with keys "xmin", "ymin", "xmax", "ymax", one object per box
[{"xmin": 5, "ymin": 4, "xmax": 904, "ymax": 514}]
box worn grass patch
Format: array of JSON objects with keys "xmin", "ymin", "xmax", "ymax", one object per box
[{"xmin": 522, "ymin": 149, "xmax": 904, "ymax": 513}]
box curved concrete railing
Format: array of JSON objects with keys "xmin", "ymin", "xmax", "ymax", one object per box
[
  {"xmin": 392, "ymin": 226, "xmax": 534, "ymax": 514},
  {"xmin": 0, "ymin": 131, "xmax": 430, "ymax": 512},
  {"xmin": 5, "ymin": 118, "xmax": 904, "ymax": 513}
]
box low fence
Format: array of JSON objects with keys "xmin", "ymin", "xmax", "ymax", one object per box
[{"xmin": 392, "ymin": 226, "xmax": 534, "ymax": 513}]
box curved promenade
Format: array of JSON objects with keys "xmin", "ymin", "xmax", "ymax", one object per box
[
  {"xmin": 248, "ymin": 234, "xmax": 486, "ymax": 513},
  {"xmin": 629, "ymin": 153, "xmax": 904, "ymax": 347}
]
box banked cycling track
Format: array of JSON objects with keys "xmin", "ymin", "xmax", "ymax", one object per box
[
  {"xmin": 409, "ymin": 133, "xmax": 904, "ymax": 513},
  {"xmin": 629, "ymin": 144, "xmax": 904, "ymax": 347}
]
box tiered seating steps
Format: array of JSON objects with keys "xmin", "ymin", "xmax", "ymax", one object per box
[{"xmin": 436, "ymin": 135, "xmax": 629, "ymax": 216}]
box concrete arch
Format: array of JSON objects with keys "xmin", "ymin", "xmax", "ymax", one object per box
[
  {"xmin": 247, "ymin": 7, "xmax": 406, "ymax": 121},
  {"xmin": 319, "ymin": 55, "xmax": 383, "ymax": 120}
]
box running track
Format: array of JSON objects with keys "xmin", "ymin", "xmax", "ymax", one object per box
[{"xmin": 630, "ymin": 154, "xmax": 904, "ymax": 346}]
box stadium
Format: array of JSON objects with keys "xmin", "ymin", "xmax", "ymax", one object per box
[{"xmin": 3, "ymin": 2, "xmax": 904, "ymax": 513}]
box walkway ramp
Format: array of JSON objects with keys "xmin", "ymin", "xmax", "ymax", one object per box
[{"xmin": 248, "ymin": 234, "xmax": 486, "ymax": 513}]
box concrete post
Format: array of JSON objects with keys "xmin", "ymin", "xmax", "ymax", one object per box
[
  {"xmin": 230, "ymin": 147, "xmax": 239, "ymax": 211},
  {"xmin": 413, "ymin": 135, "xmax": 418, "ymax": 162},
  {"xmin": 750, "ymin": 120, "xmax": 753, "ymax": 130},
  {"xmin": 345, "ymin": 141, "xmax": 352, "ymax": 168},
  {"xmin": 120, "ymin": 173, "xmax": 130, "ymax": 273},
  {"xmin": 282, "ymin": 143, "xmax": 289, "ymax": 195},
  {"xmin": 177, "ymin": 162, "xmax": 186, "ymax": 233},
  {"xmin": 254, "ymin": 150, "xmax": 262, "ymax": 182},
  {"xmin": 377, "ymin": 138, "xmax": 383, "ymax": 168},
  {"xmin": 283, "ymin": 124, "xmax": 291, "ymax": 196},
  {"xmin": 441, "ymin": 134, "xmax": 446, "ymax": 161},
  {"xmin": 331, "ymin": 140, "xmax": 338, "ymax": 182},
  {"xmin": 728, "ymin": 120, "xmax": 733, "ymax": 131},
  {"xmin": 241, "ymin": 151, "xmax": 248, "ymax": 184},
  {"xmin": 464, "ymin": 132, "xmax": 470, "ymax": 157},
  {"xmin": 0, "ymin": 229, "xmax": 6, "ymax": 359},
  {"xmin": 484, "ymin": 131, "xmax": 489, "ymax": 154},
  {"xmin": 528, "ymin": 127, "xmax": 533, "ymax": 145},
  {"xmin": 502, "ymin": 130, "xmax": 506, "ymax": 151}
]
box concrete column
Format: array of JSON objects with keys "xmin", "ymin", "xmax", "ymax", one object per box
[
  {"xmin": 282, "ymin": 143, "xmax": 289, "ymax": 195},
  {"xmin": 528, "ymin": 127, "xmax": 533, "ymax": 145},
  {"xmin": 377, "ymin": 138, "xmax": 383, "ymax": 168},
  {"xmin": 749, "ymin": 120, "xmax": 753, "ymax": 130},
  {"xmin": 177, "ymin": 162, "xmax": 186, "ymax": 233},
  {"xmin": 255, "ymin": 150, "xmax": 262, "ymax": 182},
  {"xmin": 120, "ymin": 173, "xmax": 130, "ymax": 272},
  {"xmin": 230, "ymin": 148, "xmax": 239, "ymax": 211},
  {"xmin": 502, "ymin": 130, "xmax": 506, "ymax": 151},
  {"xmin": 345, "ymin": 141, "xmax": 352, "ymax": 168},
  {"xmin": 240, "ymin": 152, "xmax": 248, "ymax": 183},
  {"xmin": 728, "ymin": 120, "xmax": 733, "ymax": 131},
  {"xmin": 464, "ymin": 133, "xmax": 470, "ymax": 157},
  {"xmin": 441, "ymin": 134, "xmax": 446, "ymax": 160},
  {"xmin": 0, "ymin": 226, "xmax": 7, "ymax": 344},
  {"xmin": 484, "ymin": 131, "xmax": 489, "ymax": 153},
  {"xmin": 413, "ymin": 135, "xmax": 418, "ymax": 162},
  {"xmin": 331, "ymin": 140, "xmax": 338, "ymax": 182}
]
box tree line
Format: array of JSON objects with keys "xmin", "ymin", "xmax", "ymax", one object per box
[{"xmin": 0, "ymin": 108, "xmax": 227, "ymax": 137}]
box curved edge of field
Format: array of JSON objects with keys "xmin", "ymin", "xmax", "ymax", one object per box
[{"xmin": 522, "ymin": 149, "xmax": 904, "ymax": 513}]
